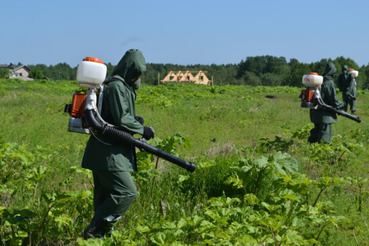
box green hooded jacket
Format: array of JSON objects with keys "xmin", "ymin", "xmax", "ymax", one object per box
[
  {"xmin": 81, "ymin": 49, "xmax": 146, "ymax": 171},
  {"xmin": 337, "ymin": 65, "xmax": 357, "ymax": 99},
  {"xmin": 310, "ymin": 62, "xmax": 345, "ymax": 124},
  {"xmin": 345, "ymin": 73, "xmax": 357, "ymax": 98},
  {"xmin": 337, "ymin": 65, "xmax": 348, "ymax": 92}
]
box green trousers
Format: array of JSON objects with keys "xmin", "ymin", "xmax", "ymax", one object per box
[
  {"xmin": 343, "ymin": 95, "xmax": 357, "ymax": 113},
  {"xmin": 92, "ymin": 171, "xmax": 137, "ymax": 219},
  {"xmin": 308, "ymin": 123, "xmax": 332, "ymax": 144},
  {"xmin": 345, "ymin": 98, "xmax": 357, "ymax": 113}
]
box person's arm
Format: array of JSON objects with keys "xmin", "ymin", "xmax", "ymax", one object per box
[
  {"xmin": 323, "ymin": 81, "xmax": 345, "ymax": 109},
  {"xmin": 108, "ymin": 84, "xmax": 144, "ymax": 135}
]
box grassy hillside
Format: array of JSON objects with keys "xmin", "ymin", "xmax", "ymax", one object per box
[{"xmin": 1, "ymin": 79, "xmax": 369, "ymax": 245}]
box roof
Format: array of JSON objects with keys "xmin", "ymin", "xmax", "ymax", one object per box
[
  {"xmin": 14, "ymin": 65, "xmax": 31, "ymax": 72},
  {"xmin": 0, "ymin": 64, "xmax": 31, "ymax": 72}
]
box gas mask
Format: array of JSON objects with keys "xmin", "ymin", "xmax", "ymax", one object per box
[
  {"xmin": 131, "ymin": 78, "xmax": 141, "ymax": 90},
  {"xmin": 130, "ymin": 74, "xmax": 142, "ymax": 90}
]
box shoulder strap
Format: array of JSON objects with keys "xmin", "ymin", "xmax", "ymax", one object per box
[{"xmin": 103, "ymin": 78, "xmax": 116, "ymax": 85}]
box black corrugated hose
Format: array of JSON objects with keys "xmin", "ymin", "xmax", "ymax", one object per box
[{"xmin": 84, "ymin": 109, "xmax": 196, "ymax": 172}]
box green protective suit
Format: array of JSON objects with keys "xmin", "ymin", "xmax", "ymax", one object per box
[
  {"xmin": 81, "ymin": 49, "xmax": 146, "ymax": 235},
  {"xmin": 82, "ymin": 49, "xmax": 146, "ymax": 172},
  {"xmin": 337, "ymin": 65, "xmax": 357, "ymax": 113},
  {"xmin": 343, "ymin": 73, "xmax": 357, "ymax": 113},
  {"xmin": 337, "ymin": 65, "xmax": 349, "ymax": 93},
  {"xmin": 308, "ymin": 62, "xmax": 344, "ymax": 144}
]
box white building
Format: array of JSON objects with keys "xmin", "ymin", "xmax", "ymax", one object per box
[{"xmin": 1, "ymin": 64, "xmax": 34, "ymax": 81}]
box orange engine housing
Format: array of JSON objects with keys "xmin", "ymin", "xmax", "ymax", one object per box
[
  {"xmin": 300, "ymin": 89, "xmax": 315, "ymax": 102},
  {"xmin": 300, "ymin": 89, "xmax": 316, "ymax": 108},
  {"xmin": 70, "ymin": 92, "xmax": 87, "ymax": 118}
]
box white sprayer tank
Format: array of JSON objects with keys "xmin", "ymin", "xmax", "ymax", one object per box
[
  {"xmin": 302, "ymin": 72, "xmax": 323, "ymax": 87},
  {"xmin": 348, "ymin": 69, "xmax": 359, "ymax": 78},
  {"xmin": 76, "ymin": 57, "xmax": 107, "ymax": 88}
]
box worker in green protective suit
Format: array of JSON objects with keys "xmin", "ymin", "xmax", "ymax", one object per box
[
  {"xmin": 337, "ymin": 65, "xmax": 349, "ymax": 93},
  {"xmin": 308, "ymin": 61, "xmax": 345, "ymax": 144},
  {"xmin": 345, "ymin": 73, "xmax": 357, "ymax": 114},
  {"xmin": 81, "ymin": 49, "xmax": 155, "ymax": 239},
  {"xmin": 337, "ymin": 65, "xmax": 357, "ymax": 114}
]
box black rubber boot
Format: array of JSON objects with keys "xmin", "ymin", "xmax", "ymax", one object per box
[
  {"xmin": 94, "ymin": 223, "xmax": 115, "ymax": 238},
  {"xmin": 82, "ymin": 215, "xmax": 108, "ymax": 239}
]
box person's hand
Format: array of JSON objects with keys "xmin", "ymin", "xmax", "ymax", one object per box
[
  {"xmin": 143, "ymin": 126, "xmax": 155, "ymax": 140},
  {"xmin": 348, "ymin": 94, "xmax": 356, "ymax": 100},
  {"xmin": 135, "ymin": 116, "xmax": 144, "ymax": 125}
]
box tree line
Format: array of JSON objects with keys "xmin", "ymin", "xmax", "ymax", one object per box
[{"xmin": 12, "ymin": 56, "xmax": 369, "ymax": 89}]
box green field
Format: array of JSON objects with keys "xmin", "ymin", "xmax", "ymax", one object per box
[{"xmin": 1, "ymin": 79, "xmax": 369, "ymax": 245}]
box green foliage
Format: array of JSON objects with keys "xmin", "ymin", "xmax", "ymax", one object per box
[
  {"xmin": 0, "ymin": 67, "xmax": 10, "ymax": 78},
  {"xmin": 0, "ymin": 142, "xmax": 93, "ymax": 244},
  {"xmin": 28, "ymin": 63, "xmax": 77, "ymax": 80},
  {"xmin": 361, "ymin": 64, "xmax": 369, "ymax": 89},
  {"xmin": 29, "ymin": 69, "xmax": 45, "ymax": 79}
]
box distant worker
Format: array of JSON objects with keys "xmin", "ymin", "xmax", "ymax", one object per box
[
  {"xmin": 337, "ymin": 65, "xmax": 357, "ymax": 114},
  {"xmin": 308, "ymin": 61, "xmax": 345, "ymax": 144},
  {"xmin": 337, "ymin": 65, "xmax": 349, "ymax": 93},
  {"xmin": 81, "ymin": 49, "xmax": 155, "ymax": 239}
]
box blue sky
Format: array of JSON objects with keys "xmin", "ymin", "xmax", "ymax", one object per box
[{"xmin": 1, "ymin": 0, "xmax": 368, "ymax": 67}]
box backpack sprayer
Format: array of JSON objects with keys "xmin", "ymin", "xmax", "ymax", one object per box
[
  {"xmin": 349, "ymin": 69, "xmax": 359, "ymax": 82},
  {"xmin": 299, "ymin": 72, "xmax": 361, "ymax": 123},
  {"xmin": 64, "ymin": 57, "xmax": 196, "ymax": 172},
  {"xmin": 348, "ymin": 69, "xmax": 359, "ymax": 100}
]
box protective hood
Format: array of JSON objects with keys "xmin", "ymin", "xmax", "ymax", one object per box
[
  {"xmin": 109, "ymin": 49, "xmax": 146, "ymax": 84},
  {"xmin": 323, "ymin": 61, "xmax": 337, "ymax": 77},
  {"xmin": 342, "ymin": 65, "xmax": 348, "ymax": 73}
]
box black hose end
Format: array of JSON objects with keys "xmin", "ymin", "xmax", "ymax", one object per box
[{"xmin": 186, "ymin": 162, "xmax": 196, "ymax": 173}]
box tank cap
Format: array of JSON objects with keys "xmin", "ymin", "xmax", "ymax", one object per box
[
  {"xmin": 83, "ymin": 57, "xmax": 103, "ymax": 64},
  {"xmin": 309, "ymin": 72, "xmax": 318, "ymax": 75}
]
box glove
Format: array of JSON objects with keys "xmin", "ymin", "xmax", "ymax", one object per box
[
  {"xmin": 143, "ymin": 126, "xmax": 155, "ymax": 140},
  {"xmin": 135, "ymin": 115, "xmax": 144, "ymax": 125},
  {"xmin": 348, "ymin": 94, "xmax": 356, "ymax": 100}
]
